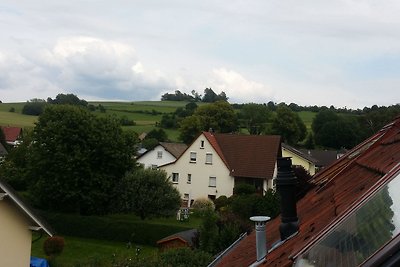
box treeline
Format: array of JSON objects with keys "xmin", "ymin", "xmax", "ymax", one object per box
[{"xmin": 161, "ymin": 88, "xmax": 228, "ymax": 103}]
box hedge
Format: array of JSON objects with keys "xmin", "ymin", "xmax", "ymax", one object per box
[{"xmin": 38, "ymin": 211, "xmax": 193, "ymax": 246}]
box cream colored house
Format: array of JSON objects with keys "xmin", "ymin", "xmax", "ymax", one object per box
[
  {"xmin": 0, "ymin": 179, "xmax": 53, "ymax": 267},
  {"xmin": 159, "ymin": 132, "xmax": 281, "ymax": 206},
  {"xmin": 281, "ymin": 143, "xmax": 317, "ymax": 175},
  {"xmin": 137, "ymin": 142, "xmax": 187, "ymax": 169}
]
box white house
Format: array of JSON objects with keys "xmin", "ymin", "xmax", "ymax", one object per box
[
  {"xmin": 137, "ymin": 142, "xmax": 187, "ymax": 169},
  {"xmin": 159, "ymin": 132, "xmax": 281, "ymax": 206}
]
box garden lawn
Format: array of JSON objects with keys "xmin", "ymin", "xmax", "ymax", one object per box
[{"xmin": 31, "ymin": 234, "xmax": 158, "ymax": 267}]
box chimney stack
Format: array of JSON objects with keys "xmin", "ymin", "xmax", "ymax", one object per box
[
  {"xmin": 250, "ymin": 216, "xmax": 270, "ymax": 262},
  {"xmin": 276, "ymin": 157, "xmax": 299, "ymax": 240}
]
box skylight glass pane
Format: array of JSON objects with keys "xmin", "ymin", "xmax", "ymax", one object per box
[{"xmin": 295, "ymin": 170, "xmax": 400, "ymax": 267}]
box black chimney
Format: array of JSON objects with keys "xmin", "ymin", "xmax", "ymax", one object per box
[{"xmin": 276, "ymin": 157, "xmax": 299, "ymax": 240}]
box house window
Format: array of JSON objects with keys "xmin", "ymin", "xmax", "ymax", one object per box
[
  {"xmin": 187, "ymin": 174, "xmax": 192, "ymax": 184},
  {"xmin": 206, "ymin": 153, "xmax": 213, "ymax": 164},
  {"xmin": 172, "ymin": 173, "xmax": 179, "ymax": 183},
  {"xmin": 157, "ymin": 151, "xmax": 163, "ymax": 159},
  {"xmin": 209, "ymin": 176, "xmax": 216, "ymax": 187},
  {"xmin": 151, "ymin": 164, "xmax": 157, "ymax": 169},
  {"xmin": 184, "ymin": 193, "xmax": 189, "ymax": 199},
  {"xmin": 190, "ymin": 152, "xmax": 197, "ymax": 162},
  {"xmin": 200, "ymin": 140, "xmax": 205, "ymax": 149}
]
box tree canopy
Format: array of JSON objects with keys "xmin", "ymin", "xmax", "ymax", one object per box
[
  {"xmin": 179, "ymin": 101, "xmax": 238, "ymax": 144},
  {"xmin": 47, "ymin": 93, "xmax": 88, "ymax": 107},
  {"xmin": 117, "ymin": 168, "xmax": 181, "ymax": 219},
  {"xmin": 28, "ymin": 105, "xmax": 137, "ymax": 215},
  {"xmin": 269, "ymin": 105, "xmax": 306, "ymax": 145},
  {"xmin": 239, "ymin": 103, "xmax": 271, "ymax": 135}
]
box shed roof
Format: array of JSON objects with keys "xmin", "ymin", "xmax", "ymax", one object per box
[
  {"xmin": 0, "ymin": 178, "xmax": 54, "ymax": 237},
  {"xmin": 216, "ymin": 117, "xmax": 400, "ymax": 267},
  {"xmin": 203, "ymin": 132, "xmax": 281, "ymax": 179},
  {"xmin": 157, "ymin": 228, "xmax": 198, "ymax": 247}
]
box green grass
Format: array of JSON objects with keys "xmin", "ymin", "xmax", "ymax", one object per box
[
  {"xmin": 297, "ymin": 111, "xmax": 317, "ymax": 130},
  {"xmin": 31, "ymin": 234, "xmax": 158, "ymax": 267},
  {"xmin": 0, "ymin": 111, "xmax": 37, "ymax": 128}
]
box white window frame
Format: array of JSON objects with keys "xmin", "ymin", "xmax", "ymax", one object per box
[
  {"xmin": 172, "ymin": 173, "xmax": 179, "ymax": 183},
  {"xmin": 209, "ymin": 176, "xmax": 216, "ymax": 187},
  {"xmin": 206, "ymin": 153, "xmax": 213, "ymax": 164},
  {"xmin": 187, "ymin": 174, "xmax": 192, "ymax": 184},
  {"xmin": 190, "ymin": 151, "xmax": 197, "ymax": 162}
]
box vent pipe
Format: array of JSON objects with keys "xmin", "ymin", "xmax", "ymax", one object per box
[
  {"xmin": 250, "ymin": 216, "xmax": 270, "ymax": 262},
  {"xmin": 276, "ymin": 157, "xmax": 299, "ymax": 240}
]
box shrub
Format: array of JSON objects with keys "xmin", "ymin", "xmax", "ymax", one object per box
[
  {"xmin": 43, "ymin": 236, "xmax": 65, "ymax": 256},
  {"xmin": 214, "ymin": 195, "xmax": 229, "ymax": 211},
  {"xmin": 233, "ymin": 183, "xmax": 256, "ymax": 195},
  {"xmin": 192, "ymin": 198, "xmax": 215, "ymax": 216}
]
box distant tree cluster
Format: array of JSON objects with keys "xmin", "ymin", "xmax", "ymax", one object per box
[
  {"xmin": 21, "ymin": 93, "xmax": 88, "ymax": 116},
  {"xmin": 161, "ymin": 88, "xmax": 228, "ymax": 103}
]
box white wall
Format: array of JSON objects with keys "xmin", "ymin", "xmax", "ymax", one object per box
[
  {"xmin": 138, "ymin": 145, "xmax": 177, "ymax": 168},
  {"xmin": 160, "ymin": 134, "xmax": 234, "ymax": 204}
]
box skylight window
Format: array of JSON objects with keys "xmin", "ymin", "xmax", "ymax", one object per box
[{"xmin": 295, "ymin": 169, "xmax": 400, "ymax": 267}]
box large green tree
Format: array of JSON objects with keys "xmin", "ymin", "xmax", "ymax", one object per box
[
  {"xmin": 117, "ymin": 168, "xmax": 181, "ymax": 219},
  {"xmin": 239, "ymin": 103, "xmax": 271, "ymax": 135},
  {"xmin": 28, "ymin": 105, "xmax": 137, "ymax": 215},
  {"xmin": 269, "ymin": 105, "xmax": 306, "ymax": 145},
  {"xmin": 179, "ymin": 101, "xmax": 238, "ymax": 144}
]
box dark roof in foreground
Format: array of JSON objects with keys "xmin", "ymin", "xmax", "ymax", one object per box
[
  {"xmin": 203, "ymin": 132, "xmax": 282, "ymax": 179},
  {"xmin": 216, "ymin": 117, "xmax": 400, "ymax": 267},
  {"xmin": 0, "ymin": 178, "xmax": 54, "ymax": 237}
]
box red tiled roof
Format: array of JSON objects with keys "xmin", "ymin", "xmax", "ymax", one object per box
[
  {"xmin": 204, "ymin": 132, "xmax": 282, "ymax": 179},
  {"xmin": 216, "ymin": 118, "xmax": 400, "ymax": 267},
  {"xmin": 1, "ymin": 126, "xmax": 22, "ymax": 142}
]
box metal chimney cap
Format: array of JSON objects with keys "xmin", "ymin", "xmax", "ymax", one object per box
[{"xmin": 250, "ymin": 216, "xmax": 271, "ymax": 222}]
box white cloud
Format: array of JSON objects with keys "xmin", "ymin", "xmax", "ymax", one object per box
[{"xmin": 207, "ymin": 68, "xmax": 275, "ymax": 103}]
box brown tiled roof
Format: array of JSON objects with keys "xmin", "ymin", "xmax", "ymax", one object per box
[
  {"xmin": 204, "ymin": 132, "xmax": 281, "ymax": 179},
  {"xmin": 216, "ymin": 118, "xmax": 400, "ymax": 267},
  {"xmin": 160, "ymin": 142, "xmax": 188, "ymax": 158},
  {"xmin": 1, "ymin": 126, "xmax": 22, "ymax": 142}
]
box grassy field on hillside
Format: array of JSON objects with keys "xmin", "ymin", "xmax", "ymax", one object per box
[{"xmin": 0, "ymin": 101, "xmax": 318, "ymax": 142}]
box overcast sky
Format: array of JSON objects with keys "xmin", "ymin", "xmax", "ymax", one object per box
[{"xmin": 1, "ymin": 1, "xmax": 400, "ymax": 108}]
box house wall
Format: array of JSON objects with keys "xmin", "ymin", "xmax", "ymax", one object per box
[
  {"xmin": 0, "ymin": 199, "xmax": 32, "ymax": 267},
  {"xmin": 158, "ymin": 238, "xmax": 188, "ymax": 252},
  {"xmin": 137, "ymin": 145, "xmax": 177, "ymax": 168},
  {"xmin": 282, "ymin": 148, "xmax": 316, "ymax": 175},
  {"xmin": 160, "ymin": 134, "xmax": 234, "ymax": 204}
]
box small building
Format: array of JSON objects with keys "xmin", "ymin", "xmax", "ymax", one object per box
[
  {"xmin": 0, "ymin": 178, "xmax": 54, "ymax": 266},
  {"xmin": 1, "ymin": 126, "xmax": 23, "ymax": 146},
  {"xmin": 137, "ymin": 142, "xmax": 187, "ymax": 169},
  {"xmin": 157, "ymin": 229, "xmax": 198, "ymax": 252}
]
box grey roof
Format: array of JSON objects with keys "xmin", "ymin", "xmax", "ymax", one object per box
[
  {"xmin": 299, "ymin": 149, "xmax": 338, "ymax": 167},
  {"xmin": 282, "ymin": 143, "xmax": 317, "ymax": 164},
  {"xmin": 160, "ymin": 142, "xmax": 188, "ymax": 158},
  {"xmin": 0, "ymin": 178, "xmax": 54, "ymax": 236}
]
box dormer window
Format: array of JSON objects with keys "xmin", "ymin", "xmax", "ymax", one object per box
[
  {"xmin": 190, "ymin": 152, "xmax": 197, "ymax": 163},
  {"xmin": 200, "ymin": 140, "xmax": 205, "ymax": 149}
]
